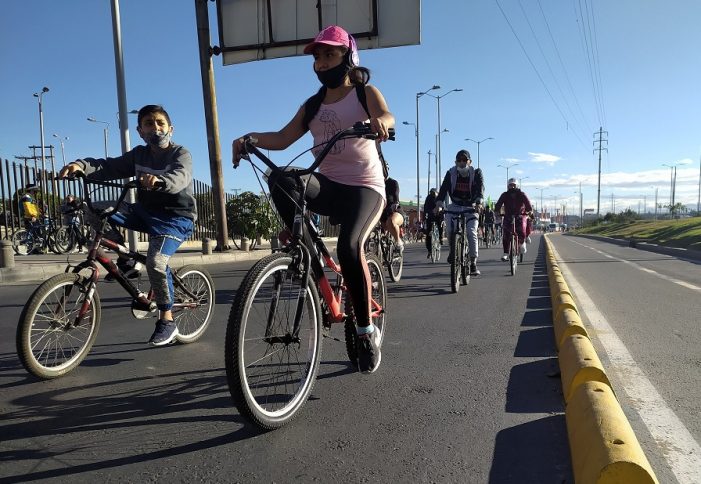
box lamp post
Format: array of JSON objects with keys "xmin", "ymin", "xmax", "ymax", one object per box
[
  {"xmin": 652, "ymin": 186, "xmax": 658, "ymax": 220},
  {"xmin": 33, "ymin": 87, "xmax": 50, "ymax": 190},
  {"xmin": 52, "ymin": 134, "xmax": 69, "ymax": 167},
  {"xmin": 427, "ymin": 149, "xmax": 432, "ymax": 193},
  {"xmin": 535, "ymin": 187, "xmax": 548, "ymax": 220},
  {"xmin": 497, "ymin": 162, "xmax": 519, "ymax": 184},
  {"xmin": 87, "ymin": 117, "xmax": 110, "ymax": 158},
  {"xmin": 411, "ymin": 85, "xmax": 441, "ymax": 219},
  {"xmin": 518, "ymin": 176, "xmax": 529, "ymax": 188},
  {"xmin": 425, "ymin": 88, "xmax": 462, "ymax": 177},
  {"xmin": 464, "ymin": 137, "xmax": 494, "ymax": 169}
]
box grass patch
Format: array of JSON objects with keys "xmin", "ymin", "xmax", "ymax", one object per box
[{"xmin": 574, "ymin": 218, "xmax": 701, "ymax": 251}]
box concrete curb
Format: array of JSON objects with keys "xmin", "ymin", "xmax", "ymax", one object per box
[{"xmin": 544, "ymin": 235, "xmax": 659, "ymax": 484}]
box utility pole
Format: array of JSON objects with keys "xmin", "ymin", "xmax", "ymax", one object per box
[{"xmin": 593, "ymin": 127, "xmax": 608, "ymax": 218}]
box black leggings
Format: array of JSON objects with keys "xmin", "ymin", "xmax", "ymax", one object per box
[{"xmin": 268, "ymin": 172, "xmax": 384, "ymax": 328}]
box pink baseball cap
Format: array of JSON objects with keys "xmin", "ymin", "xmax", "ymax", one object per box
[{"xmin": 303, "ymin": 25, "xmax": 360, "ymax": 65}]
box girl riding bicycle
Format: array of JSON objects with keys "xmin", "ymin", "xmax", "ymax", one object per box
[{"xmin": 232, "ymin": 25, "xmax": 395, "ymax": 374}]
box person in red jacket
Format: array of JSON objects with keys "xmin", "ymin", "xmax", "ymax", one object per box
[{"xmin": 494, "ymin": 178, "xmax": 533, "ymax": 261}]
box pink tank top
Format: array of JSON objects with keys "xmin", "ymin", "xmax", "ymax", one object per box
[{"xmin": 309, "ymin": 87, "xmax": 385, "ymax": 199}]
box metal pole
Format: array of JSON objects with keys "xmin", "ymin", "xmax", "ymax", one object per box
[
  {"xmin": 437, "ymin": 97, "xmax": 442, "ymax": 177},
  {"xmin": 427, "ymin": 149, "xmax": 432, "ymax": 193},
  {"xmin": 415, "ymin": 93, "xmax": 420, "ymax": 219},
  {"xmin": 195, "ymin": 0, "xmax": 229, "ymax": 250},
  {"xmin": 655, "ymin": 187, "xmax": 658, "ymax": 220}
]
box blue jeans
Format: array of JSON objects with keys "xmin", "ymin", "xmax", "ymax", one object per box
[{"xmin": 110, "ymin": 203, "xmax": 194, "ymax": 310}]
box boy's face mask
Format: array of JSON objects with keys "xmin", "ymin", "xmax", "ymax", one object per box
[{"xmin": 141, "ymin": 131, "xmax": 172, "ymax": 149}]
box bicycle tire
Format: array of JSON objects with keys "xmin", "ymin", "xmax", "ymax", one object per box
[
  {"xmin": 460, "ymin": 236, "xmax": 470, "ymax": 286},
  {"xmin": 53, "ymin": 226, "xmax": 76, "ymax": 254},
  {"xmin": 510, "ymin": 235, "xmax": 517, "ymax": 276},
  {"xmin": 387, "ymin": 238, "xmax": 403, "ymax": 282},
  {"xmin": 344, "ymin": 254, "xmax": 386, "ymax": 367},
  {"xmin": 225, "ymin": 252, "xmax": 322, "ymax": 430},
  {"xmin": 11, "ymin": 229, "xmax": 33, "ymax": 256},
  {"xmin": 450, "ymin": 234, "xmax": 461, "ymax": 293},
  {"xmin": 16, "ymin": 272, "xmax": 101, "ymax": 379},
  {"xmin": 172, "ymin": 264, "xmax": 216, "ymax": 344}
]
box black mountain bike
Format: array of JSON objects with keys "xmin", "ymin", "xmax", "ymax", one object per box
[
  {"xmin": 226, "ymin": 122, "xmax": 393, "ymax": 429},
  {"xmin": 506, "ymin": 214, "xmax": 524, "ymax": 275},
  {"xmin": 54, "ymin": 207, "xmax": 92, "ymax": 254},
  {"xmin": 444, "ymin": 207, "xmax": 477, "ymax": 293},
  {"xmin": 16, "ymin": 176, "xmax": 216, "ymax": 379}
]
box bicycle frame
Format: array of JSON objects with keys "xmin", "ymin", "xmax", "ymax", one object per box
[{"xmin": 239, "ymin": 123, "xmax": 391, "ymax": 330}]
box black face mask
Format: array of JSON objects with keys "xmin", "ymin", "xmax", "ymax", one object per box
[{"xmin": 315, "ymin": 56, "xmax": 352, "ymax": 89}]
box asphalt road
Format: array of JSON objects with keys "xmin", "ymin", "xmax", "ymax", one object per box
[{"xmin": 6, "ymin": 232, "xmax": 695, "ymax": 483}]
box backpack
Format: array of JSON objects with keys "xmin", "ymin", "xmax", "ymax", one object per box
[
  {"xmin": 22, "ymin": 200, "xmax": 39, "ymax": 218},
  {"xmin": 302, "ymin": 84, "xmax": 389, "ymax": 179}
]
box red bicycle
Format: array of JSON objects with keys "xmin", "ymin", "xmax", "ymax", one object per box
[{"xmin": 225, "ymin": 122, "xmax": 394, "ymax": 429}]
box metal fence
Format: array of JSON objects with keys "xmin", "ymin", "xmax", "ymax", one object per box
[{"xmin": 0, "ymin": 158, "xmax": 339, "ymax": 243}]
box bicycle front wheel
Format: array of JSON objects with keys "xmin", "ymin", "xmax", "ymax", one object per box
[
  {"xmin": 11, "ymin": 229, "xmax": 33, "ymax": 256},
  {"xmin": 172, "ymin": 264, "xmax": 215, "ymax": 343},
  {"xmin": 53, "ymin": 226, "xmax": 76, "ymax": 254},
  {"xmin": 225, "ymin": 253, "xmax": 322, "ymax": 430},
  {"xmin": 510, "ymin": 236, "xmax": 518, "ymax": 276},
  {"xmin": 450, "ymin": 234, "xmax": 461, "ymax": 293},
  {"xmin": 16, "ymin": 272, "xmax": 101, "ymax": 379}
]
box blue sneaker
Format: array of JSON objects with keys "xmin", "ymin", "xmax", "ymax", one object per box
[
  {"xmin": 357, "ymin": 325, "xmax": 382, "ymax": 374},
  {"xmin": 149, "ymin": 319, "xmax": 179, "ymax": 346}
]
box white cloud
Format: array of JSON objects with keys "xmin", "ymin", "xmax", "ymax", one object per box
[{"xmin": 528, "ymin": 152, "xmax": 561, "ymax": 166}]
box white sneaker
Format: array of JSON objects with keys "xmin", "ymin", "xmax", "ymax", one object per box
[
  {"xmin": 520, "ymin": 243, "xmax": 527, "ymax": 255},
  {"xmin": 501, "ymin": 254, "xmax": 509, "ymax": 261}
]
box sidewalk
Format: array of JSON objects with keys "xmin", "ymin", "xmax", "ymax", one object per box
[{"xmin": 0, "ymin": 240, "xmax": 280, "ymax": 284}]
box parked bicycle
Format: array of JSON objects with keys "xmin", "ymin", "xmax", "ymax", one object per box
[
  {"xmin": 54, "ymin": 206, "xmax": 92, "ymax": 254},
  {"xmin": 225, "ymin": 122, "xmax": 392, "ymax": 430},
  {"xmin": 444, "ymin": 207, "xmax": 478, "ymax": 293},
  {"xmin": 365, "ymin": 223, "xmax": 403, "ymax": 282},
  {"xmin": 16, "ymin": 176, "xmax": 216, "ymax": 379},
  {"xmin": 11, "ymin": 217, "xmax": 61, "ymax": 255}
]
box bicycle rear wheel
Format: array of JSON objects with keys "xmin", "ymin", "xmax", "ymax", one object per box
[
  {"xmin": 387, "ymin": 238, "xmax": 403, "ymax": 282},
  {"xmin": 16, "ymin": 272, "xmax": 101, "ymax": 379},
  {"xmin": 510, "ymin": 235, "xmax": 518, "ymax": 275},
  {"xmin": 225, "ymin": 253, "xmax": 322, "ymax": 430},
  {"xmin": 172, "ymin": 264, "xmax": 215, "ymax": 343},
  {"xmin": 344, "ymin": 254, "xmax": 386, "ymax": 367},
  {"xmin": 450, "ymin": 234, "xmax": 461, "ymax": 293}
]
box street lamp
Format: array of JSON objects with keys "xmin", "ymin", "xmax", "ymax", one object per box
[
  {"xmin": 497, "ymin": 162, "xmax": 519, "ymax": 184},
  {"xmin": 52, "ymin": 134, "xmax": 69, "ymax": 167},
  {"xmin": 87, "ymin": 117, "xmax": 110, "ymax": 158},
  {"xmin": 535, "ymin": 187, "xmax": 548, "ymax": 220},
  {"xmin": 518, "ymin": 176, "xmax": 529, "ymax": 188},
  {"xmin": 464, "ymin": 137, "xmax": 494, "ymax": 169},
  {"xmin": 412, "ymin": 85, "xmax": 441, "ymax": 218},
  {"xmin": 425, "ymin": 88, "xmax": 462, "ymax": 177},
  {"xmin": 33, "ymin": 86, "xmax": 50, "ymax": 189}
]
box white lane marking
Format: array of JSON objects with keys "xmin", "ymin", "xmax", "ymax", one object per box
[
  {"xmin": 569, "ymin": 239, "xmax": 701, "ymax": 294},
  {"xmin": 550, "ymin": 242, "xmax": 701, "ymax": 484}
]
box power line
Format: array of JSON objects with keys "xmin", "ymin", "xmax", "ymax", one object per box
[{"xmin": 495, "ymin": 0, "xmax": 589, "ymax": 151}]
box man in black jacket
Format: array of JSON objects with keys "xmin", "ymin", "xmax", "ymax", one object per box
[{"xmin": 423, "ymin": 188, "xmax": 444, "ymax": 258}]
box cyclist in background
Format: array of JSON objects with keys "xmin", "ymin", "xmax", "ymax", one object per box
[
  {"xmin": 381, "ymin": 176, "xmax": 405, "ymax": 253},
  {"xmin": 495, "ymin": 178, "xmax": 533, "ymax": 261},
  {"xmin": 231, "ymin": 25, "xmax": 394, "ymax": 374},
  {"xmin": 423, "ymin": 187, "xmax": 444, "ymax": 259},
  {"xmin": 434, "ymin": 149, "xmax": 484, "ymax": 275}
]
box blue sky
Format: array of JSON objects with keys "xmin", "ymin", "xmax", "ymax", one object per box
[{"xmin": 2, "ymin": 0, "xmax": 700, "ymax": 216}]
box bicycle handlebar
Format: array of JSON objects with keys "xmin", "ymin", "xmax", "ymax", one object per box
[{"xmin": 240, "ymin": 122, "xmax": 395, "ymax": 177}]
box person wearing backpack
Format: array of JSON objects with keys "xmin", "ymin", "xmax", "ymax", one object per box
[{"xmin": 232, "ymin": 25, "xmax": 394, "ymax": 374}]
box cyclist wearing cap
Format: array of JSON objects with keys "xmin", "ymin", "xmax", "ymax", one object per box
[
  {"xmin": 231, "ymin": 25, "xmax": 394, "ymax": 374},
  {"xmin": 423, "ymin": 187, "xmax": 444, "ymax": 258},
  {"xmin": 434, "ymin": 149, "xmax": 484, "ymax": 275},
  {"xmin": 495, "ymin": 178, "xmax": 533, "ymax": 261}
]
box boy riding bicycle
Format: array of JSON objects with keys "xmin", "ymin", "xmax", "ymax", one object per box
[{"xmin": 59, "ymin": 104, "xmax": 197, "ymax": 347}]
